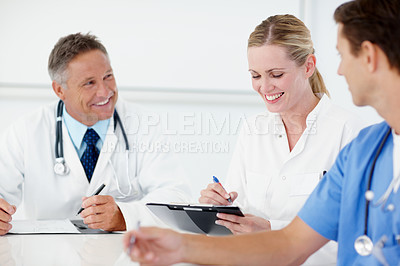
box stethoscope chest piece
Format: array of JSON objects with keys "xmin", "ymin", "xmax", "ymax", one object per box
[
  {"xmin": 54, "ymin": 158, "xmax": 69, "ymax": 176},
  {"xmin": 354, "ymin": 235, "xmax": 373, "ymax": 256}
]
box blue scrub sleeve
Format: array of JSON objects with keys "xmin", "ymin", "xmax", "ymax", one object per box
[{"xmin": 298, "ymin": 143, "xmax": 350, "ymax": 242}]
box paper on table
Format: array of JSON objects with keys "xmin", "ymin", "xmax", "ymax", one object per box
[{"xmin": 9, "ymin": 219, "xmax": 80, "ymax": 234}]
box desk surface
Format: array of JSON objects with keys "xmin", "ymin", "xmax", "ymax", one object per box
[
  {"xmin": 1, "ymin": 234, "xmax": 193, "ymax": 266},
  {"xmin": 2, "ymin": 234, "xmax": 133, "ymax": 266}
]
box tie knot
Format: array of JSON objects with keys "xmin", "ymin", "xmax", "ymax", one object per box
[{"xmin": 83, "ymin": 128, "xmax": 100, "ymax": 146}]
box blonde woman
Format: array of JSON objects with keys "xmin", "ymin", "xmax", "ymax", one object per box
[{"xmin": 198, "ymin": 14, "xmax": 365, "ymax": 265}]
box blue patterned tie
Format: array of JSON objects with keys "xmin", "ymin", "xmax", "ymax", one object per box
[{"xmin": 81, "ymin": 128, "xmax": 100, "ymax": 181}]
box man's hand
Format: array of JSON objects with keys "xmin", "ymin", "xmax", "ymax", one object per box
[
  {"xmin": 216, "ymin": 213, "xmax": 271, "ymax": 234},
  {"xmin": 124, "ymin": 227, "xmax": 185, "ymax": 265},
  {"xmin": 0, "ymin": 199, "xmax": 16, "ymax": 236},
  {"xmin": 79, "ymin": 195, "xmax": 126, "ymax": 231}
]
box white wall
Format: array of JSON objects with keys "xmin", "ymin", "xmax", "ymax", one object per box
[
  {"xmin": 0, "ymin": 0, "xmax": 383, "ymax": 199},
  {"xmin": 304, "ymin": 0, "xmax": 382, "ymax": 124},
  {"xmin": 0, "ymin": 0, "xmax": 299, "ymax": 90}
]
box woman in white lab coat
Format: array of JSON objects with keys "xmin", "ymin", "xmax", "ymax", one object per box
[{"xmin": 199, "ymin": 14, "xmax": 365, "ymax": 265}]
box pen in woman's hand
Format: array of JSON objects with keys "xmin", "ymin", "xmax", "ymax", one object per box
[{"xmin": 213, "ymin": 176, "xmax": 233, "ymax": 203}]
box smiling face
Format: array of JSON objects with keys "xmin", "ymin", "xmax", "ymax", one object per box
[
  {"xmin": 247, "ymin": 44, "xmax": 314, "ymax": 115},
  {"xmin": 53, "ymin": 49, "xmax": 118, "ymax": 126}
]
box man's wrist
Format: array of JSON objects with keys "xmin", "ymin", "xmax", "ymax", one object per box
[
  {"xmin": 180, "ymin": 233, "xmax": 190, "ymax": 263},
  {"xmin": 116, "ymin": 207, "xmax": 127, "ymax": 231}
]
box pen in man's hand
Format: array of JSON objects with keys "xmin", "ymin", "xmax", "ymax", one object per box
[
  {"xmin": 127, "ymin": 221, "xmax": 141, "ymax": 256},
  {"xmin": 213, "ymin": 176, "xmax": 232, "ymax": 203},
  {"xmin": 77, "ymin": 183, "xmax": 106, "ymax": 215}
]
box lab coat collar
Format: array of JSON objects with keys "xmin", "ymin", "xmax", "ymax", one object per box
[
  {"xmin": 269, "ymin": 94, "xmax": 329, "ymax": 136},
  {"xmin": 305, "ymin": 93, "xmax": 329, "ymax": 125},
  {"xmin": 61, "ymin": 121, "xmax": 90, "ymax": 188},
  {"xmin": 283, "ymin": 94, "xmax": 330, "ymax": 159}
]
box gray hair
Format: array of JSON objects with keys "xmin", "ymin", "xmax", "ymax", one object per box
[{"xmin": 48, "ymin": 32, "xmax": 108, "ymax": 85}]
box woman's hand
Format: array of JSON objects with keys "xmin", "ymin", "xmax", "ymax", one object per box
[
  {"xmin": 199, "ymin": 183, "xmax": 238, "ymax": 205},
  {"xmin": 215, "ymin": 213, "xmax": 271, "ymax": 234}
]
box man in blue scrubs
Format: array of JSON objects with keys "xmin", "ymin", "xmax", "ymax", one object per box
[{"xmin": 124, "ymin": 0, "xmax": 400, "ymax": 265}]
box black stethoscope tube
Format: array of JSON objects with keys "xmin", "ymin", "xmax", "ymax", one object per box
[
  {"xmin": 55, "ymin": 100, "xmax": 64, "ymax": 159},
  {"xmin": 55, "ymin": 100, "xmax": 129, "ymax": 164},
  {"xmin": 363, "ymin": 127, "xmax": 392, "ymax": 236},
  {"xmin": 113, "ymin": 111, "xmax": 129, "ymax": 150}
]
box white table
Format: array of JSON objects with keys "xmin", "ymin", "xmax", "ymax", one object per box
[
  {"xmin": 1, "ymin": 233, "xmax": 196, "ymax": 266},
  {"xmin": 1, "ymin": 233, "xmax": 137, "ymax": 266}
]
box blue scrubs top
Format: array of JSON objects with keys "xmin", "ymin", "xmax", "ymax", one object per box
[{"xmin": 298, "ymin": 121, "xmax": 400, "ymax": 265}]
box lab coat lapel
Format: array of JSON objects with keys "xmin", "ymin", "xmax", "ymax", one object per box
[
  {"xmin": 89, "ymin": 119, "xmax": 118, "ymax": 188},
  {"xmin": 286, "ymin": 99, "xmax": 322, "ymax": 161},
  {"xmin": 62, "ymin": 123, "xmax": 89, "ymax": 186},
  {"xmin": 286, "ymin": 122, "xmax": 314, "ymax": 162}
]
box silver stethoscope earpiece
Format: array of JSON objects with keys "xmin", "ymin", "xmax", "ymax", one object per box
[
  {"xmin": 355, "ymin": 127, "xmax": 393, "ymax": 257},
  {"xmin": 53, "ymin": 100, "xmax": 133, "ymax": 198}
]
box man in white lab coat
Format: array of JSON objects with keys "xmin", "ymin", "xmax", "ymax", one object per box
[{"xmin": 0, "ymin": 33, "xmax": 191, "ymax": 235}]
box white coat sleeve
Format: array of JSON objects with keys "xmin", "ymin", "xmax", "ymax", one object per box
[
  {"xmin": 116, "ymin": 126, "xmax": 192, "ymax": 230},
  {"xmin": 0, "ymin": 120, "xmax": 26, "ymax": 206}
]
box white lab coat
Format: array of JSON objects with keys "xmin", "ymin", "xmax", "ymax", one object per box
[
  {"xmin": 225, "ymin": 95, "xmax": 366, "ymax": 265},
  {"xmin": 0, "ymin": 99, "xmax": 191, "ymax": 230}
]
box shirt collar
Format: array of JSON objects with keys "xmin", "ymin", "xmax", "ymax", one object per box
[
  {"xmin": 306, "ymin": 93, "xmax": 327, "ymax": 121},
  {"xmin": 271, "ymin": 93, "xmax": 329, "ymax": 135},
  {"xmin": 62, "ymin": 105, "xmax": 110, "ymax": 149}
]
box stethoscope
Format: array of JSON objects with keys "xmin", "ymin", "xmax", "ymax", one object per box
[
  {"xmin": 54, "ymin": 100, "xmax": 133, "ymax": 198},
  {"xmin": 354, "ymin": 127, "xmax": 398, "ymax": 256}
]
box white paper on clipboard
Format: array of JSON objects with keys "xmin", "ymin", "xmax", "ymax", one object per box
[{"xmin": 9, "ymin": 219, "xmax": 80, "ymax": 234}]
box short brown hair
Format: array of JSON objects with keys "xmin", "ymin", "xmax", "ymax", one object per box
[
  {"xmin": 48, "ymin": 33, "xmax": 108, "ymax": 84},
  {"xmin": 334, "ymin": 0, "xmax": 400, "ymax": 73},
  {"xmin": 248, "ymin": 14, "xmax": 329, "ymax": 97}
]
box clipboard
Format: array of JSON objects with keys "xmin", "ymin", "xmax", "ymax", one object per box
[
  {"xmin": 146, "ymin": 203, "xmax": 244, "ymax": 235},
  {"xmin": 70, "ymin": 220, "xmax": 113, "ymax": 234}
]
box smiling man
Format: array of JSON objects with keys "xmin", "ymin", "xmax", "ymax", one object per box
[
  {"xmin": 0, "ymin": 33, "xmax": 191, "ymax": 235},
  {"xmin": 53, "ymin": 49, "xmax": 118, "ymax": 126}
]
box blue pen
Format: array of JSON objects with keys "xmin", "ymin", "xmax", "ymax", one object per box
[{"xmin": 213, "ymin": 176, "xmax": 232, "ymax": 203}]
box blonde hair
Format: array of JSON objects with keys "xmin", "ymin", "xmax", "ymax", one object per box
[{"xmin": 248, "ymin": 14, "xmax": 329, "ymax": 97}]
